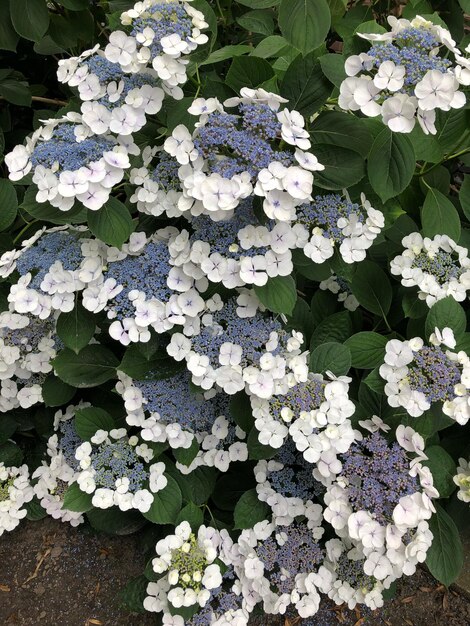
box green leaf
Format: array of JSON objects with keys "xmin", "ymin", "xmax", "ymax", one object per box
[
  {"xmin": 0, "ymin": 179, "xmax": 18, "ymax": 231},
  {"xmin": 226, "ymin": 56, "xmax": 275, "ymax": 92},
  {"xmin": 312, "ymin": 145, "xmax": 365, "ymax": 189},
  {"xmin": 74, "ymin": 407, "xmax": 115, "ymax": 440},
  {"xmin": 175, "ymin": 502, "xmax": 204, "ymax": 529},
  {"xmin": 21, "ymin": 185, "xmax": 87, "ymax": 224},
  {"xmin": 54, "ymin": 345, "xmax": 119, "ymax": 388},
  {"xmin": 56, "ymin": 0, "xmax": 89, "ymax": 9},
  {"xmin": 368, "ymin": 128, "xmax": 415, "ymax": 202},
  {"xmin": 234, "ymin": 489, "xmax": 270, "ymax": 529},
  {"xmin": 281, "ymin": 54, "xmax": 333, "ymax": 117},
  {"xmin": 169, "ymin": 466, "xmax": 217, "ymax": 505},
  {"xmin": 87, "ymin": 198, "xmax": 134, "ymax": 249},
  {"xmin": 309, "ymin": 341, "xmax": 351, "ymax": 376},
  {"xmin": 425, "ymin": 297, "xmax": 466, "ymax": 340},
  {"xmin": 230, "ymin": 392, "xmax": 254, "ymax": 433},
  {"xmin": 460, "ymin": 174, "xmax": 470, "ymax": 221},
  {"xmin": 42, "ymin": 375, "xmax": 76, "ymax": 407},
  {"xmin": 426, "ymin": 504, "xmax": 464, "ymax": 586},
  {"xmin": 63, "ymin": 482, "xmax": 93, "ymax": 513},
  {"xmin": 119, "ymin": 343, "xmax": 184, "ymax": 380},
  {"xmin": 251, "ymin": 35, "xmax": 291, "ymax": 58},
  {"xmin": 0, "ymin": 3, "xmax": 19, "ymax": 52},
  {"xmin": 0, "ymin": 415, "xmax": 17, "ymax": 445},
  {"xmin": 25, "ymin": 497, "xmax": 47, "ymax": 521},
  {"xmin": 344, "ymin": 332, "xmax": 388, "ymax": 369},
  {"xmin": 0, "ymin": 441, "xmax": 23, "ymax": 466},
  {"xmin": 10, "ymin": 0, "xmax": 50, "ymax": 42},
  {"xmin": 202, "ymin": 45, "xmax": 252, "ymax": 65},
  {"xmin": 409, "ymin": 125, "xmax": 444, "ymax": 164},
  {"xmin": 311, "ymin": 111, "xmax": 374, "ymax": 155},
  {"xmin": 247, "ymin": 427, "xmax": 277, "ymax": 460},
  {"xmin": 421, "ymin": 187, "xmax": 461, "ymax": 242},
  {"xmin": 237, "ymin": 0, "xmax": 281, "ymax": 7},
  {"xmin": 119, "ymin": 576, "xmax": 147, "ymax": 614},
  {"xmin": 423, "ymin": 445, "xmax": 456, "ymax": 498},
  {"xmin": 311, "ymin": 310, "xmax": 352, "ymax": 345},
  {"xmin": 278, "ymin": 0, "xmax": 331, "ymax": 55},
  {"xmin": 87, "ymin": 508, "xmax": 146, "ymax": 535},
  {"xmin": 364, "ymin": 367, "xmax": 385, "ymax": 394},
  {"xmin": 318, "ymin": 53, "xmax": 346, "ymax": 88},
  {"xmin": 56, "ymin": 301, "xmax": 96, "ymax": 354},
  {"xmin": 401, "ymin": 290, "xmax": 428, "ymax": 320},
  {"xmin": 237, "ymin": 10, "xmax": 274, "ymax": 35},
  {"xmin": 254, "ymin": 275, "xmax": 297, "ymax": 315},
  {"xmin": 173, "ymin": 438, "xmax": 199, "ymax": 467},
  {"xmin": 143, "ymin": 475, "xmax": 183, "ymax": 524},
  {"xmin": 351, "ymin": 261, "xmax": 392, "ymax": 318},
  {"xmin": 0, "ymin": 78, "xmax": 31, "ymax": 107}
]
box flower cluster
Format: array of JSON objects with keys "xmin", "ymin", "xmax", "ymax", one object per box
[
  {"xmin": 235, "ymin": 519, "xmax": 324, "ymax": 618},
  {"xmin": 164, "ymin": 90, "xmax": 324, "ymax": 221},
  {"xmin": 82, "ymin": 230, "xmax": 205, "ymax": 344},
  {"xmin": 251, "ymin": 373, "xmax": 356, "ymax": 471},
  {"xmin": 339, "ymin": 16, "xmax": 467, "ymax": 133},
  {"xmin": 321, "ymin": 426, "xmax": 436, "ymax": 592},
  {"xmin": 454, "ymin": 458, "xmax": 470, "ymax": 503},
  {"xmin": 107, "ymin": 1, "xmax": 209, "ymax": 93},
  {"xmin": 58, "ymin": 47, "xmax": 165, "ymax": 136},
  {"xmin": 294, "ymin": 193, "xmax": 384, "ymax": 264},
  {"xmin": 380, "ymin": 328, "xmax": 470, "ymax": 422},
  {"xmin": 144, "ymin": 521, "xmax": 230, "ymax": 611},
  {"xmin": 74, "ymin": 428, "xmax": 167, "ymax": 512},
  {"xmin": 0, "ymin": 464, "xmax": 34, "ymax": 536},
  {"xmin": 117, "ymin": 369, "xmax": 248, "ymax": 472},
  {"xmin": 0, "ymin": 311, "xmax": 59, "ymax": 412},
  {"xmin": 5, "ymin": 115, "xmax": 137, "ymax": 211},
  {"xmin": 1, "ymin": 226, "xmax": 108, "ymax": 317},
  {"xmin": 319, "ymin": 274, "xmax": 360, "ymax": 311},
  {"xmin": 167, "ymin": 293, "xmax": 308, "ymax": 397},
  {"xmin": 390, "ymin": 233, "xmax": 470, "ymax": 306}
]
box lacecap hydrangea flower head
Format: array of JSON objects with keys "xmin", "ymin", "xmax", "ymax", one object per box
[
  {"xmin": 117, "ymin": 369, "xmax": 248, "ymax": 473},
  {"xmin": 390, "ymin": 233, "xmax": 470, "ymax": 306},
  {"xmin": 379, "ymin": 327, "xmax": 470, "ymax": 422},
  {"xmin": 167, "ymin": 291, "xmax": 309, "ymax": 398},
  {"xmin": 5, "ymin": 114, "xmax": 138, "ymax": 211},
  {"xmin": 105, "ymin": 0, "xmax": 209, "ymax": 93},
  {"xmin": 57, "ymin": 46, "xmax": 165, "ymax": 136},
  {"xmin": 74, "ymin": 427, "xmax": 167, "ymax": 512},
  {"xmin": 339, "ymin": 15, "xmax": 467, "ymax": 134},
  {"xmin": 0, "ymin": 463, "xmax": 34, "ymax": 536},
  {"xmin": 251, "ymin": 372, "xmax": 356, "ymax": 470},
  {"xmin": 82, "ymin": 230, "xmax": 206, "ymax": 345},
  {"xmin": 1, "ymin": 226, "xmax": 108, "ymax": 318},
  {"xmin": 0, "ymin": 311, "xmax": 60, "ymax": 412},
  {"xmin": 235, "ymin": 518, "xmax": 325, "ymax": 618},
  {"xmin": 164, "ymin": 89, "xmax": 324, "ymax": 222},
  {"xmin": 144, "ymin": 521, "xmax": 232, "ymax": 611},
  {"xmin": 254, "ymin": 439, "xmax": 324, "ymax": 528},
  {"xmin": 322, "ymin": 424, "xmax": 437, "ymax": 586}
]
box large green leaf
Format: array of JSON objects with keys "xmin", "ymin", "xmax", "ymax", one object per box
[
  {"xmin": 234, "ymin": 489, "xmax": 270, "ymax": 529},
  {"xmin": 460, "ymin": 174, "xmax": 470, "ymax": 221},
  {"xmin": 423, "ymin": 445, "xmax": 457, "ymax": 498},
  {"xmin": 311, "ymin": 111, "xmax": 374, "ymax": 155},
  {"xmin": 421, "ymin": 187, "xmax": 461, "ymax": 242},
  {"xmin": 21, "ymin": 185, "xmax": 87, "ymax": 224},
  {"xmin": 237, "ymin": 9, "xmax": 274, "ymax": 36},
  {"xmin": 54, "ymin": 345, "xmax": 119, "ymax": 388},
  {"xmin": 0, "ymin": 179, "xmax": 18, "ymax": 231},
  {"xmin": 344, "ymin": 332, "xmax": 388, "ymax": 369},
  {"xmin": 426, "ymin": 504, "xmax": 464, "ymax": 586},
  {"xmin": 254, "ymin": 275, "xmax": 297, "ymax": 315},
  {"xmin": 309, "ymin": 341, "xmax": 351, "ymax": 376},
  {"xmin": 281, "ymin": 54, "xmax": 333, "ymax": 117},
  {"xmin": 425, "ymin": 297, "xmax": 466, "ymax": 340},
  {"xmin": 87, "ymin": 198, "xmax": 134, "ymax": 249},
  {"xmin": 313, "ymin": 144, "xmax": 365, "ymax": 189},
  {"xmin": 0, "ymin": 3, "xmax": 19, "ymax": 52},
  {"xmin": 368, "ymin": 128, "xmax": 415, "ymax": 202},
  {"xmin": 351, "ymin": 261, "xmax": 393, "ymax": 318},
  {"xmin": 74, "ymin": 407, "xmax": 115, "ymax": 440},
  {"xmin": 56, "ymin": 301, "xmax": 96, "ymax": 354},
  {"xmin": 63, "ymin": 482, "xmax": 93, "ymax": 513},
  {"xmin": 278, "ymin": 0, "xmax": 331, "ymax": 54},
  {"xmin": 226, "ymin": 57, "xmax": 275, "ymax": 92},
  {"xmin": 10, "ymin": 0, "xmax": 50, "ymax": 42}
]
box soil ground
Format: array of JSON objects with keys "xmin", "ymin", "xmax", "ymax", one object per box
[{"xmin": 1, "ymin": 518, "xmax": 469, "ymax": 626}]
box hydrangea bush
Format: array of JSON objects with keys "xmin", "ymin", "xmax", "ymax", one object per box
[{"xmin": 0, "ymin": 0, "xmax": 469, "ymax": 623}]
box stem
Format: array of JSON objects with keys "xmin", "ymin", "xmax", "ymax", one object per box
[
  {"xmin": 13, "ymin": 220, "xmax": 40, "ymax": 244},
  {"xmin": 418, "ymin": 147, "xmax": 470, "ymax": 177}
]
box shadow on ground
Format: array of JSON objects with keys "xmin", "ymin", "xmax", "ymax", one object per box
[{"xmin": 1, "ymin": 518, "xmax": 469, "ymax": 626}]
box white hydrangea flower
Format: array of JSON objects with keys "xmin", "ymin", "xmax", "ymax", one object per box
[
  {"xmin": 390, "ymin": 233, "xmax": 470, "ymax": 307},
  {"xmin": 0, "ymin": 463, "xmax": 34, "ymax": 536},
  {"xmin": 454, "ymin": 458, "xmax": 470, "ymax": 503}
]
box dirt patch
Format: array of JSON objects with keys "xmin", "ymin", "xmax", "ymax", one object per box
[{"xmin": 1, "ymin": 518, "xmax": 470, "ymax": 626}]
